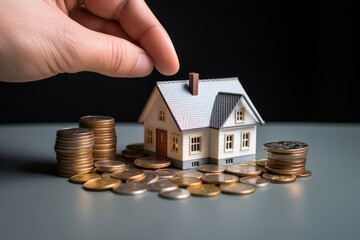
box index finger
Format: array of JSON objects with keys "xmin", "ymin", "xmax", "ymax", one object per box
[{"xmin": 82, "ymin": 0, "xmax": 179, "ymax": 75}]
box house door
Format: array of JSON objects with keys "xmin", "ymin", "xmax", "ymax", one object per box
[{"xmin": 156, "ymin": 129, "xmax": 167, "ymax": 157}]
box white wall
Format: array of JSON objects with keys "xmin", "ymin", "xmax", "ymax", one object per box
[{"xmin": 222, "ymin": 98, "xmax": 257, "ymax": 128}]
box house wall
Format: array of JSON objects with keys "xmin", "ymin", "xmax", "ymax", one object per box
[
  {"xmin": 142, "ymin": 89, "xmax": 181, "ymax": 158},
  {"xmin": 222, "ymin": 98, "xmax": 257, "ymax": 127},
  {"xmin": 211, "ymin": 126, "xmax": 257, "ymax": 160},
  {"xmin": 182, "ymin": 128, "xmax": 210, "ymax": 161}
]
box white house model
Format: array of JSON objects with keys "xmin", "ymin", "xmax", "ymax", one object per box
[{"xmin": 138, "ymin": 73, "xmax": 265, "ymax": 170}]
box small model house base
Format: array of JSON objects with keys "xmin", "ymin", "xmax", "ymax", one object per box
[{"xmin": 138, "ymin": 73, "xmax": 265, "ymax": 170}]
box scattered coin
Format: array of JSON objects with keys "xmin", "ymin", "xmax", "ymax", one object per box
[
  {"xmin": 219, "ymin": 182, "xmax": 256, "ymax": 195},
  {"xmin": 94, "ymin": 160, "xmax": 126, "ymax": 173},
  {"xmin": 225, "ymin": 164, "xmax": 262, "ymax": 176},
  {"xmin": 111, "ymin": 169, "xmax": 145, "ymax": 181},
  {"xmin": 127, "ymin": 171, "xmax": 159, "ymax": 185},
  {"xmin": 159, "ymin": 188, "xmax": 191, "ymax": 200},
  {"xmin": 239, "ymin": 176, "xmax": 270, "ymax": 188},
  {"xmin": 187, "ymin": 184, "xmax": 221, "ymax": 197},
  {"xmin": 171, "ymin": 176, "xmax": 202, "ymax": 188},
  {"xmin": 256, "ymin": 159, "xmax": 268, "ymax": 167},
  {"xmin": 296, "ymin": 169, "xmax": 312, "ymax": 178},
  {"xmin": 155, "ymin": 168, "xmax": 181, "ymax": 179},
  {"xmin": 201, "ymin": 173, "xmax": 239, "ymax": 185},
  {"xmin": 197, "ymin": 164, "xmax": 226, "ymax": 173},
  {"xmin": 112, "ymin": 182, "xmax": 148, "ymax": 195},
  {"xmin": 147, "ymin": 179, "xmax": 178, "ymax": 192},
  {"xmin": 125, "ymin": 143, "xmax": 144, "ymax": 152},
  {"xmin": 174, "ymin": 170, "xmax": 203, "ymax": 179},
  {"xmin": 83, "ymin": 178, "xmax": 120, "ymax": 191},
  {"xmin": 134, "ymin": 156, "xmax": 171, "ymax": 169},
  {"xmin": 262, "ymin": 172, "xmax": 296, "ymax": 183},
  {"xmin": 69, "ymin": 173, "xmax": 101, "ymax": 184}
]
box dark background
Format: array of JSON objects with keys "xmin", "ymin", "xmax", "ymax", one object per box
[{"xmin": 0, "ymin": 0, "xmax": 356, "ymax": 123}]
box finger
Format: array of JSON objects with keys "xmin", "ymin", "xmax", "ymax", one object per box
[
  {"xmin": 73, "ymin": 24, "xmax": 154, "ymax": 78},
  {"xmin": 69, "ymin": 6, "xmax": 133, "ymax": 41},
  {"xmin": 83, "ymin": 0, "xmax": 179, "ymax": 75}
]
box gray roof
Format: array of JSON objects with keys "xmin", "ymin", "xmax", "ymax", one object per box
[{"xmin": 155, "ymin": 77, "xmax": 264, "ymax": 131}]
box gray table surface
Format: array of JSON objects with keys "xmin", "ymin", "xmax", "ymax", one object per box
[{"xmin": 1, "ymin": 122, "xmax": 359, "ymax": 240}]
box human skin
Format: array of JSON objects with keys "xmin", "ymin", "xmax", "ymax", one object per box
[{"xmin": 0, "ymin": 0, "xmax": 180, "ymax": 82}]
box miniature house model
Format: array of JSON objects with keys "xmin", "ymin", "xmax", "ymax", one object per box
[{"xmin": 138, "ymin": 73, "xmax": 265, "ymax": 169}]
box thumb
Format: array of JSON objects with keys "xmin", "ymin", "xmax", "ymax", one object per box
[{"xmin": 75, "ymin": 28, "xmax": 154, "ymax": 78}]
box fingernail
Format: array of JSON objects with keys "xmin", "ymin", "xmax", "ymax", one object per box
[{"xmin": 131, "ymin": 53, "xmax": 153, "ymax": 77}]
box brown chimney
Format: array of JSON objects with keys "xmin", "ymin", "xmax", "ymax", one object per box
[{"xmin": 189, "ymin": 72, "xmax": 199, "ymax": 96}]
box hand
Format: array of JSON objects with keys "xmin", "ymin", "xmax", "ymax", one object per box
[{"xmin": 0, "ymin": 0, "xmax": 180, "ymax": 82}]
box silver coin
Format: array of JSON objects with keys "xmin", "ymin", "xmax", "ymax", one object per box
[
  {"xmin": 147, "ymin": 179, "xmax": 178, "ymax": 192},
  {"xmin": 112, "ymin": 182, "xmax": 147, "ymax": 195},
  {"xmin": 239, "ymin": 176, "xmax": 270, "ymax": 188},
  {"xmin": 127, "ymin": 171, "xmax": 159, "ymax": 185},
  {"xmin": 159, "ymin": 188, "xmax": 191, "ymax": 200},
  {"xmin": 263, "ymin": 140, "xmax": 308, "ymax": 153},
  {"xmin": 101, "ymin": 172, "xmax": 113, "ymax": 179}
]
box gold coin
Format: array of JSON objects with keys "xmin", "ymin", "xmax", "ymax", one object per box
[
  {"xmin": 219, "ymin": 182, "xmax": 256, "ymax": 195},
  {"xmin": 69, "ymin": 173, "xmax": 101, "ymax": 183},
  {"xmin": 264, "ymin": 164, "xmax": 305, "ymax": 175},
  {"xmin": 134, "ymin": 156, "xmax": 171, "ymax": 169},
  {"xmin": 256, "ymin": 159, "xmax": 268, "ymax": 167},
  {"xmin": 296, "ymin": 169, "xmax": 312, "ymax": 178},
  {"xmin": 94, "ymin": 160, "xmax": 126, "ymax": 172},
  {"xmin": 197, "ymin": 164, "xmax": 226, "ymax": 173},
  {"xmin": 83, "ymin": 178, "xmax": 120, "ymax": 191},
  {"xmin": 187, "ymin": 184, "xmax": 221, "ymax": 197},
  {"xmin": 225, "ymin": 164, "xmax": 262, "ymax": 176},
  {"xmin": 262, "ymin": 172, "xmax": 296, "ymax": 183},
  {"xmin": 201, "ymin": 173, "xmax": 239, "ymax": 185},
  {"xmin": 111, "ymin": 169, "xmax": 145, "ymax": 181},
  {"xmin": 239, "ymin": 176, "xmax": 270, "ymax": 188},
  {"xmin": 171, "ymin": 176, "xmax": 202, "ymax": 188}
]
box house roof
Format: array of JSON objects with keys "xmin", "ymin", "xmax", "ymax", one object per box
[{"xmin": 139, "ymin": 77, "xmax": 265, "ymax": 131}]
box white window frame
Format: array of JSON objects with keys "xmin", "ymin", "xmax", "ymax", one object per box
[
  {"xmin": 235, "ymin": 108, "xmax": 245, "ymax": 123},
  {"xmin": 145, "ymin": 128, "xmax": 153, "ymax": 145},
  {"xmin": 224, "ymin": 134, "xmax": 234, "ymax": 152},
  {"xmin": 158, "ymin": 108, "xmax": 166, "ymax": 122},
  {"xmin": 241, "ymin": 132, "xmax": 250, "ymax": 150},
  {"xmin": 190, "ymin": 136, "xmax": 202, "ymax": 154},
  {"xmin": 171, "ymin": 134, "xmax": 180, "ymax": 153}
]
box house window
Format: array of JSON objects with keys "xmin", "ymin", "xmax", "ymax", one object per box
[
  {"xmin": 145, "ymin": 129, "xmax": 153, "ymax": 145},
  {"xmin": 235, "ymin": 109, "xmax": 245, "ymax": 123},
  {"xmin": 171, "ymin": 134, "xmax": 179, "ymax": 153},
  {"xmin": 192, "ymin": 161, "xmax": 199, "ymax": 167},
  {"xmin": 224, "ymin": 134, "xmax": 234, "ymax": 152},
  {"xmin": 241, "ymin": 132, "xmax": 250, "ymax": 150},
  {"xmin": 225, "ymin": 158, "xmax": 234, "ymax": 164},
  {"xmin": 158, "ymin": 109, "xmax": 165, "ymax": 122},
  {"xmin": 190, "ymin": 136, "xmax": 202, "ymax": 154}
]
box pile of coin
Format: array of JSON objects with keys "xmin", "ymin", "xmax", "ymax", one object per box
[
  {"xmin": 263, "ymin": 140, "xmax": 309, "ymax": 176},
  {"xmin": 79, "ymin": 115, "xmax": 117, "ymax": 161},
  {"xmin": 54, "ymin": 128, "xmax": 95, "ymax": 177}
]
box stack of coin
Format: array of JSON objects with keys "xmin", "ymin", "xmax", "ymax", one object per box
[
  {"xmin": 263, "ymin": 140, "xmax": 309, "ymax": 176},
  {"xmin": 79, "ymin": 115, "xmax": 117, "ymax": 161},
  {"xmin": 54, "ymin": 128, "xmax": 95, "ymax": 177}
]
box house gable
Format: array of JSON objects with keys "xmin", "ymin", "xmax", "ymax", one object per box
[{"xmin": 222, "ymin": 95, "xmax": 258, "ymax": 128}]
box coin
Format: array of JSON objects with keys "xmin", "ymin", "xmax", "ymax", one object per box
[
  {"xmin": 134, "ymin": 156, "xmax": 171, "ymax": 169},
  {"xmin": 127, "ymin": 171, "xmax": 159, "ymax": 185},
  {"xmin": 263, "ymin": 140, "xmax": 308, "ymax": 153},
  {"xmin": 111, "ymin": 169, "xmax": 145, "ymax": 181},
  {"xmin": 239, "ymin": 176, "xmax": 270, "ymax": 188},
  {"xmin": 147, "ymin": 179, "xmax": 178, "ymax": 192},
  {"xmin": 94, "ymin": 160, "xmax": 126, "ymax": 172},
  {"xmin": 174, "ymin": 170, "xmax": 203, "ymax": 179},
  {"xmin": 197, "ymin": 164, "xmax": 226, "ymax": 173},
  {"xmin": 187, "ymin": 184, "xmax": 221, "ymax": 197},
  {"xmin": 296, "ymin": 169, "xmax": 312, "ymax": 178},
  {"xmin": 225, "ymin": 164, "xmax": 262, "ymax": 176},
  {"xmin": 171, "ymin": 176, "xmax": 202, "ymax": 188},
  {"xmin": 219, "ymin": 182, "xmax": 256, "ymax": 195},
  {"xmin": 201, "ymin": 173, "xmax": 239, "ymax": 185},
  {"xmin": 126, "ymin": 143, "xmax": 144, "ymax": 152},
  {"xmin": 69, "ymin": 173, "xmax": 101, "ymax": 183},
  {"xmin": 256, "ymin": 159, "xmax": 268, "ymax": 167},
  {"xmin": 83, "ymin": 178, "xmax": 120, "ymax": 191},
  {"xmin": 112, "ymin": 182, "xmax": 147, "ymax": 195},
  {"xmin": 155, "ymin": 168, "xmax": 181, "ymax": 179},
  {"xmin": 262, "ymin": 172, "xmax": 296, "ymax": 183},
  {"xmin": 159, "ymin": 188, "xmax": 191, "ymax": 200}
]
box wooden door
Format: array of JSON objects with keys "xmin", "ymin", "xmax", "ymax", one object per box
[{"xmin": 156, "ymin": 129, "xmax": 167, "ymax": 157}]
